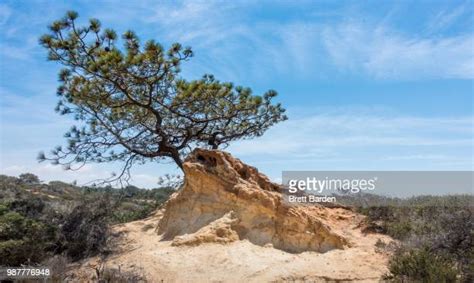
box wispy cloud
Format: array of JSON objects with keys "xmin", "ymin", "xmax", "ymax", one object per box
[
  {"xmin": 322, "ymin": 22, "xmax": 474, "ymax": 80},
  {"xmin": 3, "ymin": 1, "xmax": 471, "ymax": 80},
  {"xmin": 426, "ymin": 3, "xmax": 469, "ymax": 33},
  {"xmin": 135, "ymin": 1, "xmax": 474, "ymax": 80},
  {"xmin": 229, "ymin": 108, "xmax": 473, "ymax": 165}
]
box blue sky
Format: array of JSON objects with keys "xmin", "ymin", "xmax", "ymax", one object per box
[{"xmin": 0, "ymin": 0, "xmax": 473, "ymax": 188}]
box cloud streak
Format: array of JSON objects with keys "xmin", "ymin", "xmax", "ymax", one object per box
[
  {"xmin": 2, "ymin": 1, "xmax": 472, "ymax": 80},
  {"xmin": 133, "ymin": 1, "xmax": 474, "ymax": 80},
  {"xmin": 231, "ymin": 112, "xmax": 473, "ymax": 153},
  {"xmin": 322, "ymin": 23, "xmax": 474, "ymax": 79}
]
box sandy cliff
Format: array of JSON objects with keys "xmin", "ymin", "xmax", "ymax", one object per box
[
  {"xmin": 70, "ymin": 149, "xmax": 393, "ymax": 282},
  {"xmin": 158, "ymin": 149, "xmax": 349, "ymax": 253}
]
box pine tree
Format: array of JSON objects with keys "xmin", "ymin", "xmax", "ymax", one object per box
[{"xmin": 38, "ymin": 11, "xmax": 287, "ymax": 182}]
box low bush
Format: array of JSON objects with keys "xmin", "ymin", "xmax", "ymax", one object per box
[
  {"xmin": 111, "ymin": 201, "xmax": 157, "ymax": 224},
  {"xmin": 8, "ymin": 198, "xmax": 45, "ymax": 219},
  {"xmin": 60, "ymin": 196, "xmax": 111, "ymax": 260},
  {"xmin": 42, "ymin": 255, "xmax": 69, "ymax": 282},
  {"xmin": 0, "ymin": 173, "xmax": 177, "ymax": 268},
  {"xmin": 358, "ymin": 198, "xmax": 473, "ymax": 282},
  {"xmin": 95, "ymin": 264, "xmax": 146, "ymax": 282},
  {"xmin": 386, "ymin": 247, "xmax": 458, "ymax": 282},
  {"xmin": 0, "ymin": 209, "xmax": 57, "ymax": 265}
]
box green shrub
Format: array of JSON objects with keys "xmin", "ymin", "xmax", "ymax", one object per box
[
  {"xmin": 357, "ymin": 197, "xmax": 473, "ymax": 281},
  {"xmin": 0, "ymin": 211, "xmax": 56, "ymax": 265},
  {"xmin": 60, "ymin": 197, "xmax": 110, "ymax": 260},
  {"xmin": 8, "ymin": 198, "xmax": 45, "ymax": 218},
  {"xmin": 386, "ymin": 221, "xmax": 412, "ymax": 240},
  {"xmin": 0, "ymin": 204, "xmax": 8, "ymax": 215},
  {"xmin": 0, "ymin": 173, "xmax": 176, "ymax": 267},
  {"xmin": 18, "ymin": 173, "xmax": 40, "ymax": 184},
  {"xmin": 386, "ymin": 248, "xmax": 458, "ymax": 282},
  {"xmin": 111, "ymin": 202, "xmax": 155, "ymax": 224},
  {"xmin": 0, "ymin": 239, "xmax": 30, "ymax": 265}
]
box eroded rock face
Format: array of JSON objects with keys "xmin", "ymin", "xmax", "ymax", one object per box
[{"xmin": 157, "ymin": 149, "xmax": 350, "ymax": 253}]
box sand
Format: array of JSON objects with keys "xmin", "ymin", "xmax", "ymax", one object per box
[{"xmin": 71, "ymin": 210, "xmax": 392, "ymax": 282}]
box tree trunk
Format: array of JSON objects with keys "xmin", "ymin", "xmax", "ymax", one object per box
[
  {"xmin": 158, "ymin": 138, "xmax": 183, "ymax": 171},
  {"xmin": 170, "ymin": 151, "xmax": 183, "ymax": 171}
]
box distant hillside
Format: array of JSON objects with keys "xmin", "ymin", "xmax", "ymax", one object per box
[{"xmin": 0, "ymin": 174, "xmax": 177, "ymax": 223}]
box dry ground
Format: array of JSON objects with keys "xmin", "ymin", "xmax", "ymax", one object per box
[{"xmin": 68, "ymin": 209, "xmax": 393, "ymax": 282}]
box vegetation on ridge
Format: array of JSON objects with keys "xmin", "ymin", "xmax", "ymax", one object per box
[
  {"xmin": 0, "ymin": 173, "xmax": 175, "ymax": 267},
  {"xmin": 341, "ymin": 194, "xmax": 473, "ymax": 282}
]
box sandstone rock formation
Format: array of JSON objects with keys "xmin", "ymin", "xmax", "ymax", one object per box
[
  {"xmin": 157, "ymin": 149, "xmax": 350, "ymax": 253},
  {"xmin": 69, "ymin": 149, "xmax": 394, "ymax": 282}
]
